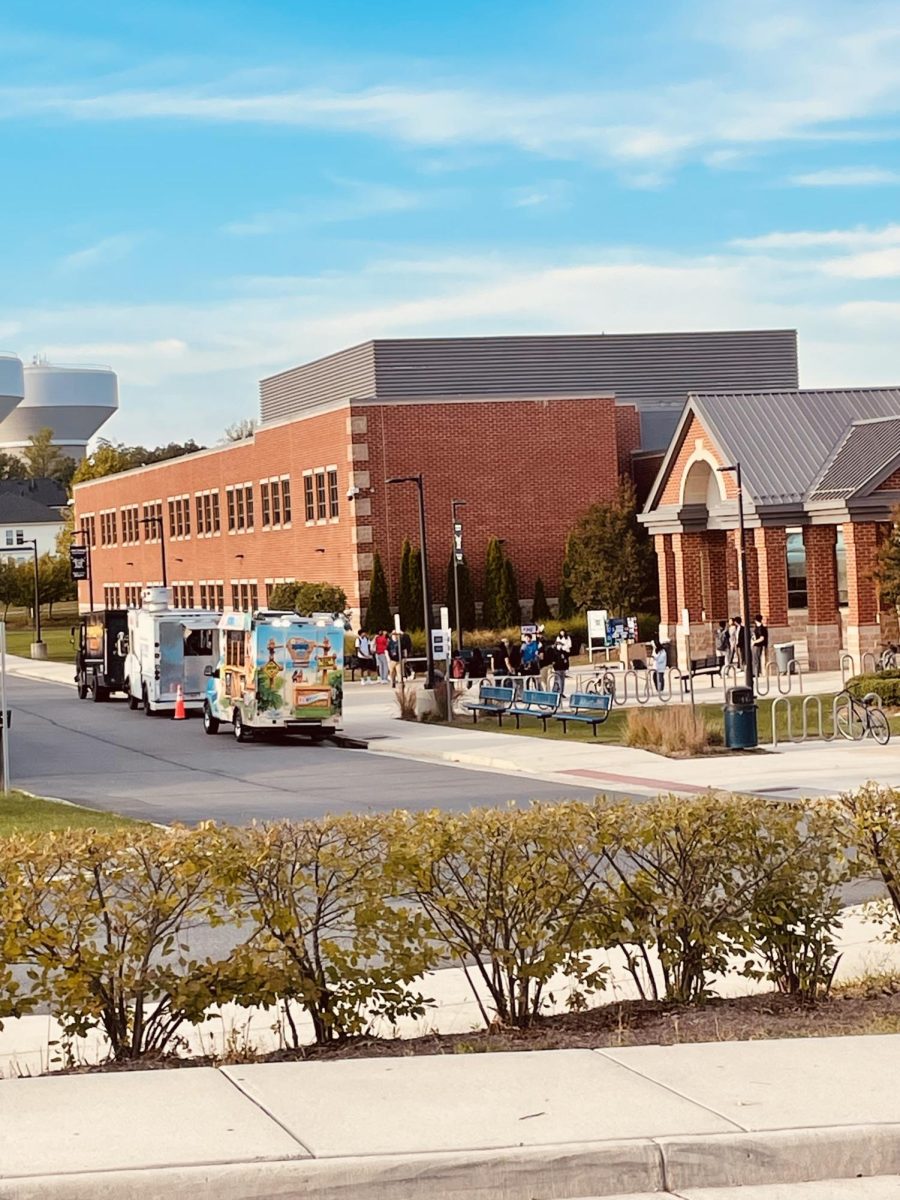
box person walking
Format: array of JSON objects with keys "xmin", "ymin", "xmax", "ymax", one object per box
[
  {"xmin": 521, "ymin": 633, "xmax": 540, "ymax": 677},
  {"xmin": 355, "ymin": 629, "xmax": 376, "ymax": 685},
  {"xmin": 727, "ymin": 617, "xmax": 743, "ymax": 669},
  {"xmin": 752, "ymin": 614, "xmax": 768, "ymax": 678},
  {"xmin": 374, "ymin": 629, "xmax": 390, "ymax": 684},
  {"xmin": 538, "ymin": 636, "xmax": 556, "ymax": 689},
  {"xmin": 653, "ymin": 642, "xmax": 668, "ymax": 694},
  {"xmin": 715, "ymin": 619, "xmax": 730, "ymax": 673},
  {"xmin": 552, "ymin": 642, "xmax": 569, "ymax": 694}
]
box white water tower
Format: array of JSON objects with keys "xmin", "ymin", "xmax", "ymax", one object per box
[{"xmin": 0, "ymin": 361, "xmax": 118, "ymax": 461}]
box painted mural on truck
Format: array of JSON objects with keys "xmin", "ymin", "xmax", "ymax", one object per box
[{"xmin": 211, "ymin": 612, "xmax": 343, "ymax": 728}]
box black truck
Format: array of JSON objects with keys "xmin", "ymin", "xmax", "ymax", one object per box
[{"xmin": 74, "ymin": 610, "xmax": 129, "ymax": 701}]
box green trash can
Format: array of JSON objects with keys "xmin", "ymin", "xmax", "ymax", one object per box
[{"xmin": 724, "ymin": 685, "xmax": 758, "ymax": 749}]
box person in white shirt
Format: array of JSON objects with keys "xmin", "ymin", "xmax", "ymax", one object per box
[
  {"xmin": 653, "ymin": 643, "xmax": 668, "ymax": 694},
  {"xmin": 354, "ymin": 630, "xmax": 376, "ymax": 685},
  {"xmin": 555, "ymin": 629, "xmax": 572, "ymax": 655}
]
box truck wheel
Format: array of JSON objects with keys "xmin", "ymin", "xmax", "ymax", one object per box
[
  {"xmin": 233, "ymin": 709, "xmax": 253, "ymax": 743},
  {"xmin": 77, "ymin": 676, "xmax": 88, "ymax": 700},
  {"xmin": 143, "ymin": 685, "xmax": 154, "ymax": 716},
  {"xmin": 127, "ymin": 682, "xmax": 139, "ymax": 711},
  {"xmin": 91, "ymin": 677, "xmax": 108, "ymax": 703},
  {"xmin": 203, "ymin": 702, "xmax": 220, "ymax": 735}
]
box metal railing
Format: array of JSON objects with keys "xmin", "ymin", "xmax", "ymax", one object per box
[
  {"xmin": 755, "ymin": 659, "xmax": 804, "ymax": 697},
  {"xmin": 840, "ymin": 653, "xmax": 856, "ymax": 687}
]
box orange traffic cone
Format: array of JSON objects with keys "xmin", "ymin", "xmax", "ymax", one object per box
[{"xmin": 174, "ymin": 684, "xmax": 186, "ymax": 721}]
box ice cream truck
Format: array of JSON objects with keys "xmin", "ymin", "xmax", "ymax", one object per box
[
  {"xmin": 203, "ymin": 610, "xmax": 344, "ymax": 742},
  {"xmin": 124, "ymin": 587, "xmax": 222, "ymax": 716}
]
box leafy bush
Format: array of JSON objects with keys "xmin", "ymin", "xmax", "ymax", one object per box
[
  {"xmin": 268, "ymin": 581, "xmax": 348, "ymax": 616},
  {"xmin": 216, "ymin": 817, "xmax": 435, "ymax": 1046},
  {"xmin": 0, "ymin": 825, "xmax": 240, "ymax": 1060},
  {"xmin": 390, "ymin": 804, "xmax": 617, "ymax": 1027},
  {"xmin": 846, "ymin": 672, "xmax": 900, "ymax": 705},
  {"xmin": 837, "ymin": 783, "xmax": 900, "ymax": 935},
  {"xmin": 624, "ymin": 706, "xmax": 723, "ymax": 756}
]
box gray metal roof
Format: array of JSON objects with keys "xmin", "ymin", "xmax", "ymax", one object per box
[
  {"xmin": 691, "ymin": 387, "xmax": 900, "ymax": 506},
  {"xmin": 0, "ymin": 492, "xmax": 63, "ymax": 524},
  {"xmin": 809, "ymin": 416, "xmax": 900, "ymax": 500},
  {"xmin": 259, "ymin": 330, "xmax": 799, "ymax": 445},
  {"xmin": 0, "ymin": 477, "xmax": 69, "ymax": 508}
]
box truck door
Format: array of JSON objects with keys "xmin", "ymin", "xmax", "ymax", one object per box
[{"xmin": 157, "ymin": 622, "xmax": 183, "ymax": 699}]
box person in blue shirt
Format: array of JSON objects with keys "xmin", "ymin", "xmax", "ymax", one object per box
[{"xmin": 521, "ymin": 633, "xmax": 540, "ymax": 676}]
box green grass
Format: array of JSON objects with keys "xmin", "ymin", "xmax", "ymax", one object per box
[
  {"xmin": 0, "ymin": 791, "xmax": 139, "ymax": 836},
  {"xmin": 5, "ymin": 625, "xmax": 75, "ymax": 663}
]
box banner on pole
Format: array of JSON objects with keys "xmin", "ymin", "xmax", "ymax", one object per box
[
  {"xmin": 70, "ymin": 546, "xmax": 89, "ymax": 581},
  {"xmin": 453, "ymin": 520, "xmax": 463, "ymax": 564}
]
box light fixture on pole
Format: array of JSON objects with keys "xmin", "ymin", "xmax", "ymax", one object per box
[
  {"xmin": 137, "ymin": 513, "xmax": 167, "ymax": 586},
  {"xmin": 718, "ymin": 462, "xmax": 754, "ymax": 692},
  {"xmin": 451, "ymin": 498, "xmax": 466, "ymax": 653},
  {"xmin": 18, "ymin": 539, "xmax": 44, "ymax": 659},
  {"xmin": 387, "ymin": 474, "xmax": 435, "ymax": 688}
]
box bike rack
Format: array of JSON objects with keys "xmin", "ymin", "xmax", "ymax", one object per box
[
  {"xmin": 840, "ymin": 653, "xmax": 856, "ymax": 687},
  {"xmin": 862, "ymin": 651, "xmax": 878, "ymax": 676},
  {"xmin": 771, "ymin": 691, "xmax": 870, "ymax": 747},
  {"xmin": 720, "ymin": 664, "xmax": 739, "ymax": 694},
  {"xmin": 654, "ymin": 666, "xmax": 686, "ymax": 704}
]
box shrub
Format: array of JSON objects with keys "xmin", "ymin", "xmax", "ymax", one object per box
[
  {"xmin": 837, "ymin": 783, "xmax": 900, "ymax": 935},
  {"xmin": 0, "ymin": 825, "xmax": 240, "ymax": 1060},
  {"xmin": 846, "ymin": 671, "xmax": 900, "ymax": 705},
  {"xmin": 624, "ymin": 706, "xmax": 723, "ymax": 756},
  {"xmin": 390, "ymin": 804, "xmax": 616, "ymax": 1027},
  {"xmin": 217, "ymin": 817, "xmax": 435, "ymax": 1045},
  {"xmin": 268, "ymin": 581, "xmax": 348, "ymax": 616}
]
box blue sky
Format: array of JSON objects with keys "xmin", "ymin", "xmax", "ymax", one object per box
[{"xmin": 2, "ymin": 0, "xmax": 900, "ymax": 445}]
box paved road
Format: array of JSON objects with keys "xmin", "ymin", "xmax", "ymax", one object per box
[{"xmin": 6, "ymin": 675, "xmax": 614, "ymax": 823}]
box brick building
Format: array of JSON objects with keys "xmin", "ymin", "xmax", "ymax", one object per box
[
  {"xmin": 73, "ymin": 331, "xmax": 799, "ymax": 621},
  {"xmin": 640, "ymin": 387, "xmax": 900, "ymax": 670}
]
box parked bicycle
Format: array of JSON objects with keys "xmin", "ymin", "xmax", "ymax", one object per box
[
  {"xmin": 880, "ymin": 643, "xmax": 900, "ymax": 671},
  {"xmin": 835, "ymin": 688, "xmax": 891, "ymax": 745}
]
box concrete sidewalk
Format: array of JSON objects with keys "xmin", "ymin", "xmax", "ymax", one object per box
[{"xmin": 2, "ymin": 1036, "xmax": 900, "ymax": 1198}]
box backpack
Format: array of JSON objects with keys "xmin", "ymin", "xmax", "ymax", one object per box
[{"xmin": 451, "ymin": 656, "xmax": 465, "ymax": 679}]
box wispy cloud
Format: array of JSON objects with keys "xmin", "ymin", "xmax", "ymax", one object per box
[
  {"xmin": 59, "ymin": 233, "xmax": 142, "ymax": 272},
  {"xmin": 732, "ymin": 223, "xmax": 900, "ymax": 250},
  {"xmin": 223, "ymin": 180, "xmax": 426, "ymax": 236},
  {"xmin": 790, "ymin": 166, "xmax": 900, "ymax": 187}
]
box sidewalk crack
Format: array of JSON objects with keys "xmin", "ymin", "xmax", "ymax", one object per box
[
  {"xmin": 593, "ymin": 1048, "xmax": 749, "ymax": 1133},
  {"xmin": 218, "ymin": 1069, "xmax": 315, "ymax": 1157}
]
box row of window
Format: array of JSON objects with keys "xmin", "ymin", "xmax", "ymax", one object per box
[
  {"xmin": 785, "ymin": 527, "xmax": 849, "ymax": 609},
  {"xmin": 3, "ymin": 529, "xmax": 25, "ymax": 547},
  {"xmin": 101, "ymin": 579, "xmax": 269, "ymax": 612},
  {"xmin": 80, "ymin": 469, "xmax": 330, "ymax": 549}
]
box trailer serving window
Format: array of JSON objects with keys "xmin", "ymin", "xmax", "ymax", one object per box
[
  {"xmin": 225, "ymin": 630, "xmax": 245, "ymax": 667},
  {"xmin": 184, "ymin": 628, "xmax": 215, "ymax": 657}
]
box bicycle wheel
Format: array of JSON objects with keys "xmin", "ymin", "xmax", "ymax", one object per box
[
  {"xmin": 836, "ymin": 701, "xmax": 865, "ymax": 741},
  {"xmin": 869, "ymin": 707, "xmax": 891, "ymax": 746},
  {"xmin": 880, "ymin": 651, "xmax": 896, "ymax": 672}
]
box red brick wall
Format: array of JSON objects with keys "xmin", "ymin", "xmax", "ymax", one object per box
[
  {"xmin": 844, "ymin": 521, "xmax": 882, "ymax": 625},
  {"xmin": 875, "ymin": 465, "xmax": 900, "ymax": 491},
  {"xmin": 360, "ymin": 396, "xmax": 627, "ymax": 607},
  {"xmin": 803, "ymin": 525, "xmax": 838, "ymax": 624},
  {"xmin": 614, "ymin": 405, "xmax": 641, "ymax": 478},
  {"xmin": 753, "ymin": 527, "xmax": 788, "ymax": 624},
  {"xmin": 659, "ymin": 413, "xmax": 736, "ymax": 506},
  {"xmin": 73, "ymin": 406, "xmax": 359, "ymax": 609}
]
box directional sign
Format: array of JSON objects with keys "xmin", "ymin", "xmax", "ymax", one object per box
[
  {"xmin": 69, "ymin": 545, "xmax": 89, "ymax": 582},
  {"xmin": 453, "ymin": 520, "xmax": 464, "ymax": 564},
  {"xmin": 431, "ymin": 629, "xmax": 452, "ymax": 659}
]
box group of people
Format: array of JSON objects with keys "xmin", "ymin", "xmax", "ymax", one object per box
[
  {"xmin": 715, "ymin": 614, "xmax": 769, "ymax": 676},
  {"xmin": 489, "ymin": 627, "xmax": 572, "ymax": 693},
  {"xmin": 354, "ymin": 628, "xmax": 414, "ymax": 686}
]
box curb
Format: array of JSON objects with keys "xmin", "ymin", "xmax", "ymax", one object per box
[{"xmin": 3, "ymin": 1125, "xmax": 900, "ymax": 1200}]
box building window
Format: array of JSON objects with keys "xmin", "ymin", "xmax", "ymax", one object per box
[
  {"xmin": 168, "ymin": 496, "xmax": 190, "ymax": 539},
  {"xmin": 786, "ymin": 528, "xmax": 808, "ymax": 609},
  {"xmin": 100, "ymin": 510, "xmax": 117, "ymax": 546},
  {"xmin": 281, "ymin": 477, "xmax": 291, "ymax": 524},
  {"xmin": 304, "ymin": 474, "xmax": 315, "ymax": 522},
  {"xmin": 226, "ymin": 484, "xmax": 254, "ymax": 532},
  {"xmin": 103, "ymin": 584, "xmax": 121, "ymax": 608},
  {"xmin": 142, "ymin": 501, "xmax": 162, "ymax": 542},
  {"xmin": 271, "ymin": 478, "xmax": 281, "ymax": 527},
  {"xmin": 231, "ymin": 581, "xmax": 258, "ymax": 611},
  {"xmin": 211, "ymin": 491, "xmax": 221, "ymax": 533},
  {"xmin": 121, "ymin": 505, "xmax": 139, "ymax": 544},
  {"xmin": 328, "ymin": 469, "xmax": 339, "ymax": 518},
  {"xmin": 315, "ymin": 471, "xmax": 327, "ymax": 520},
  {"xmin": 195, "ymin": 493, "xmax": 205, "ymax": 535},
  {"xmin": 231, "ymin": 581, "xmax": 240, "ymax": 610},
  {"xmin": 80, "ymin": 514, "xmax": 96, "ymax": 549},
  {"xmin": 835, "ymin": 528, "xmax": 849, "ymax": 607},
  {"xmin": 261, "ymin": 481, "xmax": 271, "ymax": 527},
  {"xmin": 168, "ymin": 498, "xmax": 177, "ymax": 539},
  {"xmin": 4, "ymin": 529, "xmax": 24, "ymax": 546},
  {"xmin": 226, "ymin": 487, "xmax": 236, "ymax": 531},
  {"xmin": 199, "ymin": 581, "xmax": 224, "ymax": 609},
  {"xmin": 124, "ymin": 585, "xmax": 142, "ymax": 607},
  {"xmin": 172, "ymin": 583, "xmax": 195, "ymax": 608},
  {"xmin": 196, "ymin": 490, "xmax": 220, "ymax": 536}
]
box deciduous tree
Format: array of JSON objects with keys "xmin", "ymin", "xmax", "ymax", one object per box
[{"xmin": 564, "ymin": 479, "xmax": 655, "ymax": 615}]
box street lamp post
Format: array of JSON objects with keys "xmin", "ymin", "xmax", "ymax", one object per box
[
  {"xmin": 138, "ymin": 513, "xmax": 167, "ymax": 587},
  {"xmin": 451, "ymin": 498, "xmax": 466, "ymax": 654},
  {"xmin": 718, "ymin": 462, "xmax": 754, "ymax": 692},
  {"xmin": 18, "ymin": 540, "xmax": 44, "ymax": 658},
  {"xmin": 387, "ymin": 474, "xmax": 435, "ymax": 688},
  {"xmin": 70, "ymin": 528, "xmax": 94, "ymax": 612}
]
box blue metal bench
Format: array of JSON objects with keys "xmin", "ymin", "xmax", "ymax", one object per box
[
  {"xmin": 464, "ymin": 684, "xmax": 516, "ymax": 725},
  {"xmin": 508, "ymin": 688, "xmax": 562, "ymax": 730},
  {"xmin": 556, "ymin": 692, "xmax": 612, "ymax": 735}
]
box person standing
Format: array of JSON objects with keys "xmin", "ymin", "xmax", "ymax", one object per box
[
  {"xmin": 552, "ymin": 642, "xmax": 569, "ymax": 694},
  {"xmin": 521, "ymin": 633, "xmax": 540, "ymax": 677},
  {"xmin": 399, "ymin": 628, "xmax": 413, "ymax": 679},
  {"xmin": 539, "ymin": 637, "xmax": 556, "ymax": 689},
  {"xmin": 374, "ymin": 629, "xmax": 390, "ymax": 684},
  {"xmin": 653, "ymin": 642, "xmax": 668, "ymax": 694},
  {"xmin": 355, "ymin": 629, "xmax": 376, "ymax": 685},
  {"xmin": 387, "ymin": 630, "xmax": 402, "ymax": 686},
  {"xmin": 555, "ymin": 628, "xmax": 572, "ymax": 656},
  {"xmin": 752, "ymin": 614, "xmax": 768, "ymax": 678}
]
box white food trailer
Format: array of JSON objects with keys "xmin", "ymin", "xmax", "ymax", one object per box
[{"xmin": 124, "ymin": 587, "xmax": 221, "ymax": 715}]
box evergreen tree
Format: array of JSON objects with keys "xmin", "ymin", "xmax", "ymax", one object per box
[
  {"xmin": 407, "ymin": 545, "xmax": 425, "ymax": 629},
  {"xmin": 365, "ymin": 551, "xmax": 392, "ymax": 631},
  {"xmin": 531, "ymin": 576, "xmax": 552, "ymax": 622},
  {"xmin": 398, "ymin": 539, "xmax": 414, "ymax": 628},
  {"xmin": 446, "ymin": 551, "xmax": 477, "ymax": 633},
  {"xmin": 564, "ymin": 478, "xmax": 655, "ymax": 614},
  {"xmin": 558, "ymin": 535, "xmax": 576, "ymax": 618},
  {"xmin": 501, "ymin": 557, "xmax": 521, "ymax": 627},
  {"xmin": 482, "ymin": 536, "xmax": 506, "ymax": 629}
]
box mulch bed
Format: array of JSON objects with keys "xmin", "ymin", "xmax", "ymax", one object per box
[{"xmin": 59, "ymin": 978, "xmax": 900, "ymax": 1073}]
